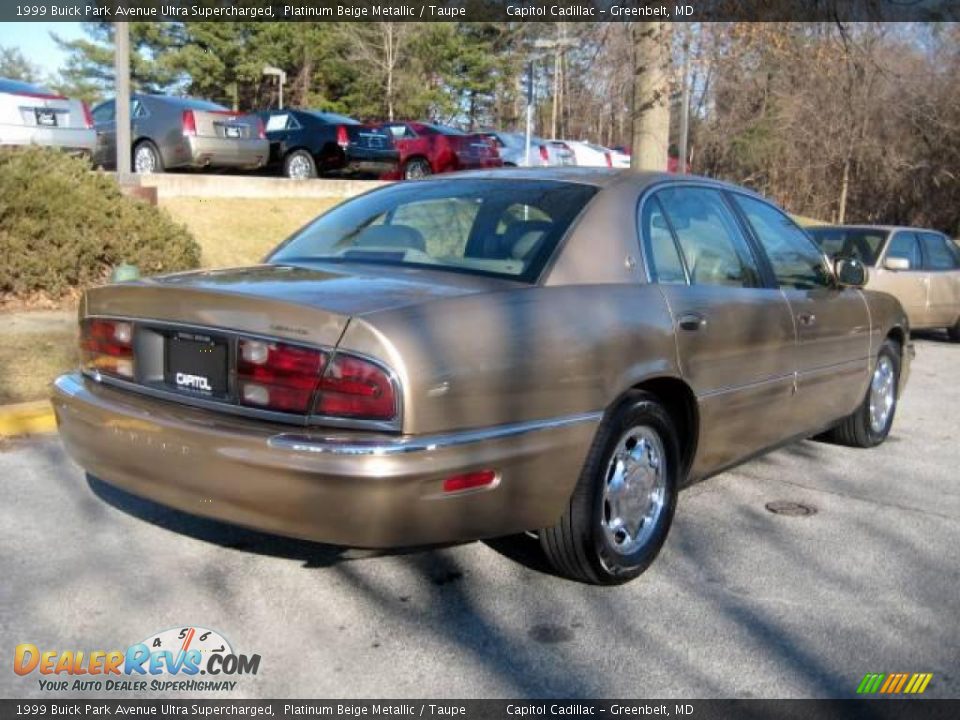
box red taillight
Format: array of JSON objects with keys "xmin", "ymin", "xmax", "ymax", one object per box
[
  {"xmin": 81, "ymin": 102, "xmax": 94, "ymax": 129},
  {"xmin": 605, "ymin": 151, "xmax": 612, "ymax": 168},
  {"xmin": 316, "ymin": 354, "xmax": 396, "ymax": 421},
  {"xmin": 443, "ymin": 470, "xmax": 498, "ymax": 493},
  {"xmin": 181, "ymin": 110, "xmax": 197, "ymax": 137},
  {"xmin": 81, "ymin": 319, "xmax": 134, "ymax": 379},
  {"xmin": 539, "ymin": 144, "xmax": 549, "ymax": 166},
  {"xmin": 257, "ymin": 117, "xmax": 266, "ymax": 140},
  {"xmin": 336, "ymin": 124, "xmax": 349, "ymax": 148},
  {"xmin": 238, "ymin": 339, "xmax": 327, "ymax": 414}
]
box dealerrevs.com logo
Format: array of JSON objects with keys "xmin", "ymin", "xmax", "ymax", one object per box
[{"xmin": 14, "ymin": 627, "xmax": 260, "ymax": 693}]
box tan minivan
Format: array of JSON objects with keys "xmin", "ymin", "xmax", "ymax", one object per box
[{"xmin": 810, "ymin": 225, "xmax": 960, "ymax": 340}]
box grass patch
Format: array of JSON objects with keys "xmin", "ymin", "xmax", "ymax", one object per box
[
  {"xmin": 160, "ymin": 197, "xmax": 340, "ymax": 268},
  {"xmin": 0, "ymin": 325, "xmax": 77, "ymax": 405}
]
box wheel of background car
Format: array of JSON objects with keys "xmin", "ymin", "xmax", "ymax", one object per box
[
  {"xmin": 948, "ymin": 318, "xmax": 960, "ymax": 343},
  {"xmin": 132, "ymin": 140, "xmax": 163, "ymax": 174},
  {"xmin": 403, "ymin": 158, "xmax": 432, "ymax": 180},
  {"xmin": 827, "ymin": 338, "xmax": 901, "ymax": 447},
  {"xmin": 284, "ymin": 150, "xmax": 317, "ymax": 180},
  {"xmin": 540, "ymin": 390, "xmax": 679, "ymax": 585}
]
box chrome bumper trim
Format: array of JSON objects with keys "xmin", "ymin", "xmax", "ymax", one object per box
[{"xmin": 267, "ymin": 411, "xmax": 604, "ymax": 456}]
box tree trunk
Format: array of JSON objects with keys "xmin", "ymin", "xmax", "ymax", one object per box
[
  {"xmin": 837, "ymin": 155, "xmax": 851, "ymax": 224},
  {"xmin": 630, "ymin": 22, "xmax": 671, "ymax": 171}
]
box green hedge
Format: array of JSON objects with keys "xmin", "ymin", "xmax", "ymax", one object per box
[{"xmin": 0, "ymin": 146, "xmax": 201, "ymax": 297}]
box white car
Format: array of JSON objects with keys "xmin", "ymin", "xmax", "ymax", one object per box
[
  {"xmin": 549, "ymin": 139, "xmax": 628, "ymax": 168},
  {"xmin": 0, "ymin": 78, "xmax": 96, "ymax": 157}
]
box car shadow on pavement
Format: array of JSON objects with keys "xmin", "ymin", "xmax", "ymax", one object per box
[{"xmin": 85, "ymin": 473, "xmax": 436, "ymax": 569}]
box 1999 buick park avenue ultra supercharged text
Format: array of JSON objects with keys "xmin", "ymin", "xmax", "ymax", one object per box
[{"xmin": 53, "ymin": 169, "xmax": 912, "ymax": 585}]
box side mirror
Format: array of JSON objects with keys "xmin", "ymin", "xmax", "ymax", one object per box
[
  {"xmin": 883, "ymin": 256, "xmax": 911, "ymax": 271},
  {"xmin": 835, "ymin": 256, "xmax": 867, "ymax": 288}
]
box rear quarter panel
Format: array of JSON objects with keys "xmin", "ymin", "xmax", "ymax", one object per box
[{"xmin": 337, "ymin": 284, "xmax": 678, "ymax": 435}]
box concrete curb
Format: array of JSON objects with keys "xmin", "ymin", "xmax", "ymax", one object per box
[{"xmin": 0, "ymin": 400, "xmax": 56, "ymax": 437}]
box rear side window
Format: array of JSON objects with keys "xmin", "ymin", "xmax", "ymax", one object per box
[
  {"xmin": 654, "ymin": 187, "xmax": 761, "ymax": 288},
  {"xmin": 732, "ymin": 194, "xmax": 831, "ymax": 290},
  {"xmin": 886, "ymin": 232, "xmax": 922, "ymax": 269},
  {"xmin": 641, "ymin": 197, "xmax": 685, "ymax": 284},
  {"xmin": 919, "ymin": 232, "xmax": 960, "ymax": 270}
]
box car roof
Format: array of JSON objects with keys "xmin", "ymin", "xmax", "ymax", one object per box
[
  {"xmin": 0, "ymin": 78, "xmax": 54, "ymax": 95},
  {"xmin": 450, "ymin": 167, "xmax": 753, "ymax": 193}
]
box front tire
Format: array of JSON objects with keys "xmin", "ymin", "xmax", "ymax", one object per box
[
  {"xmin": 132, "ymin": 140, "xmax": 163, "ymax": 174},
  {"xmin": 828, "ymin": 339, "xmax": 900, "ymax": 447},
  {"xmin": 540, "ymin": 392, "xmax": 679, "ymax": 585}
]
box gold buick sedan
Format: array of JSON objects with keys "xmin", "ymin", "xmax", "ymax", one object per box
[
  {"xmin": 53, "ymin": 170, "xmax": 911, "ymax": 585},
  {"xmin": 809, "ymin": 225, "xmax": 960, "ymax": 341}
]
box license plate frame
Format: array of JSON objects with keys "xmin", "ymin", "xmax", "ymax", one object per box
[
  {"xmin": 224, "ymin": 125, "xmax": 242, "ymax": 139},
  {"xmin": 35, "ymin": 109, "xmax": 57, "ymax": 127},
  {"xmin": 164, "ymin": 331, "xmax": 228, "ymax": 399}
]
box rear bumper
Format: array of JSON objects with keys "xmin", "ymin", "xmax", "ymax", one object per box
[
  {"xmin": 52, "ymin": 373, "xmax": 596, "ymax": 548},
  {"xmin": 0, "ymin": 123, "xmax": 96, "ymax": 155},
  {"xmin": 176, "ymin": 136, "xmax": 269, "ymax": 169}
]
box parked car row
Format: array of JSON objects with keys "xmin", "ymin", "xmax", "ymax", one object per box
[{"xmin": 2, "ymin": 79, "xmax": 650, "ymax": 180}]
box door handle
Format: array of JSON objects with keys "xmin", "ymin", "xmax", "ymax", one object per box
[
  {"xmin": 798, "ymin": 312, "xmax": 817, "ymax": 326},
  {"xmin": 678, "ymin": 313, "xmax": 707, "ymax": 331}
]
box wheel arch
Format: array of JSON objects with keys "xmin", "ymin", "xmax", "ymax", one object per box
[{"xmin": 609, "ymin": 375, "xmax": 700, "ymax": 479}]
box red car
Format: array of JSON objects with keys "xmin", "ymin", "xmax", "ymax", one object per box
[{"xmin": 378, "ymin": 121, "xmax": 502, "ymax": 180}]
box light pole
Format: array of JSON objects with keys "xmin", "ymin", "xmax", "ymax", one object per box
[
  {"xmin": 263, "ymin": 66, "xmax": 287, "ymax": 109},
  {"xmin": 114, "ymin": 22, "xmax": 132, "ymax": 184},
  {"xmin": 534, "ymin": 29, "xmax": 579, "ymax": 140},
  {"xmin": 523, "ymin": 62, "xmax": 533, "ymax": 166}
]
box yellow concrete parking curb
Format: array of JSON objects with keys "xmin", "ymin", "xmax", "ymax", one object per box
[{"xmin": 0, "ymin": 400, "xmax": 57, "ymax": 437}]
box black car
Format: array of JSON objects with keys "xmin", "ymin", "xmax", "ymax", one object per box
[{"xmin": 258, "ymin": 110, "xmax": 398, "ymax": 179}]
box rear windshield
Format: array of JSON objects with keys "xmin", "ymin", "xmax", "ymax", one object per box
[
  {"xmin": 310, "ymin": 111, "xmax": 360, "ymax": 125},
  {"xmin": 0, "ymin": 79, "xmax": 52, "ymax": 95},
  {"xmin": 808, "ymin": 227, "xmax": 889, "ymax": 266},
  {"xmin": 268, "ymin": 179, "xmax": 598, "ymax": 283}
]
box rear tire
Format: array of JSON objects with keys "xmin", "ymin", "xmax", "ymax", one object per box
[
  {"xmin": 132, "ymin": 140, "xmax": 163, "ymax": 174},
  {"xmin": 540, "ymin": 391, "xmax": 679, "ymax": 585},
  {"xmin": 284, "ymin": 150, "xmax": 317, "ymax": 179},
  {"xmin": 827, "ymin": 339, "xmax": 900, "ymax": 448},
  {"xmin": 403, "ymin": 157, "xmax": 432, "ymax": 180},
  {"xmin": 948, "ymin": 318, "xmax": 960, "ymax": 343}
]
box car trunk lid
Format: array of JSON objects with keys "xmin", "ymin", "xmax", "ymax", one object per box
[
  {"xmin": 189, "ymin": 109, "xmax": 263, "ymax": 140},
  {"xmin": 84, "ymin": 264, "xmax": 495, "ymax": 348}
]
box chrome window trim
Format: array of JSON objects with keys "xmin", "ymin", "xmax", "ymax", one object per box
[
  {"xmin": 267, "ymin": 411, "xmax": 604, "ymax": 456},
  {"xmin": 81, "ymin": 314, "xmax": 403, "ymax": 433}
]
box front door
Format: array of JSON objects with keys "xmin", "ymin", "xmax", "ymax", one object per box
[
  {"xmin": 641, "ymin": 186, "xmax": 798, "ymax": 479},
  {"xmin": 918, "ymin": 232, "xmax": 960, "ymax": 328},
  {"xmin": 730, "ymin": 194, "xmax": 872, "ymax": 429},
  {"xmin": 872, "ymin": 231, "xmax": 930, "ymax": 328}
]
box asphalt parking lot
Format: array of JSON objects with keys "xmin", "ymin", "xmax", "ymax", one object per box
[{"xmin": 1, "ymin": 335, "xmax": 958, "ymax": 700}]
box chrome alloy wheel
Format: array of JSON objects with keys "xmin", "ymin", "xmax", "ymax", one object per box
[
  {"xmin": 287, "ymin": 154, "xmax": 313, "ymax": 179},
  {"xmin": 134, "ymin": 144, "xmax": 157, "ymax": 174},
  {"xmin": 869, "ymin": 355, "xmax": 896, "ymax": 433},
  {"xmin": 600, "ymin": 425, "xmax": 667, "ymax": 556},
  {"xmin": 404, "ymin": 159, "xmax": 430, "ymax": 180}
]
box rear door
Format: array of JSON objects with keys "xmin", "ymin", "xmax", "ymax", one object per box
[
  {"xmin": 730, "ymin": 193, "xmax": 871, "ymax": 429},
  {"xmin": 875, "ymin": 231, "xmax": 929, "ymax": 327},
  {"xmin": 918, "ymin": 232, "xmax": 960, "ymax": 328},
  {"xmin": 641, "ymin": 185, "xmax": 798, "ymax": 477}
]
